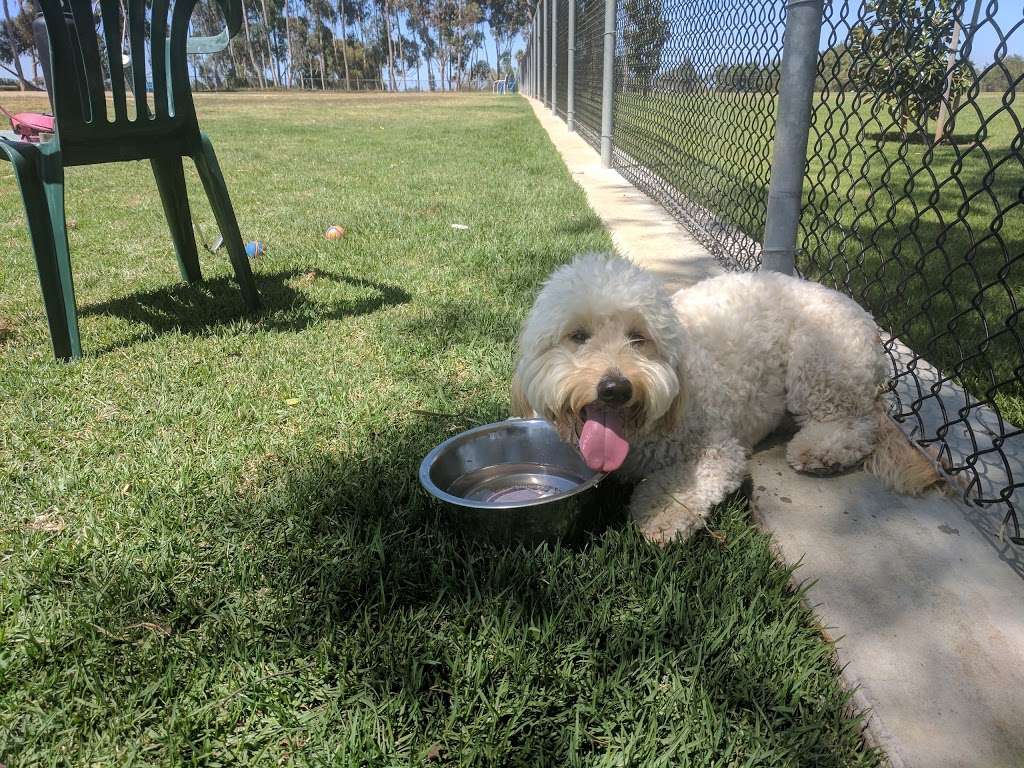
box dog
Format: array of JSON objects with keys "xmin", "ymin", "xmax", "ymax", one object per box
[{"xmin": 511, "ymin": 254, "xmax": 940, "ymax": 544}]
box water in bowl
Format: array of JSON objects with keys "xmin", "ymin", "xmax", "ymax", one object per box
[{"xmin": 448, "ymin": 462, "xmax": 587, "ymax": 504}]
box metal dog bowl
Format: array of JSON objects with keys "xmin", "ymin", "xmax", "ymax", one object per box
[{"xmin": 419, "ymin": 418, "xmax": 604, "ymax": 543}]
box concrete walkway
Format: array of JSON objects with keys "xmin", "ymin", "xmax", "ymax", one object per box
[
  {"xmin": 527, "ymin": 104, "xmax": 718, "ymax": 292},
  {"xmin": 526, "ymin": 96, "xmax": 1024, "ymax": 768}
]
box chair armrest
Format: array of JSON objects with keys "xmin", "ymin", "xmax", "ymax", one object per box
[
  {"xmin": 214, "ymin": 0, "xmax": 243, "ymax": 40},
  {"xmin": 186, "ymin": 0, "xmax": 241, "ymax": 54},
  {"xmin": 186, "ymin": 29, "xmax": 230, "ymax": 55}
]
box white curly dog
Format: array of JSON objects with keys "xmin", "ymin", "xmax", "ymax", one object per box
[{"xmin": 512, "ymin": 254, "xmax": 937, "ymax": 544}]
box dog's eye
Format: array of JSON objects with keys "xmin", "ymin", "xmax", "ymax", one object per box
[
  {"xmin": 628, "ymin": 331, "xmax": 648, "ymax": 345},
  {"xmin": 569, "ymin": 329, "xmax": 590, "ymax": 345}
]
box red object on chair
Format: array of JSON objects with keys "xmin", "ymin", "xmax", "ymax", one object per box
[{"xmin": 0, "ymin": 107, "xmax": 55, "ymax": 142}]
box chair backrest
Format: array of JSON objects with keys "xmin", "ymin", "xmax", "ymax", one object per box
[{"xmin": 37, "ymin": 0, "xmax": 239, "ymax": 165}]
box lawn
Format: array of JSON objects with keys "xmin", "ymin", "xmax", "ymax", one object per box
[
  {"xmin": 610, "ymin": 89, "xmax": 1024, "ymax": 424},
  {"xmin": 1, "ymin": 92, "xmax": 878, "ymax": 766}
]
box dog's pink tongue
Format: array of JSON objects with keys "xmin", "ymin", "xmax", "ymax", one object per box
[{"xmin": 579, "ymin": 406, "xmax": 630, "ymax": 473}]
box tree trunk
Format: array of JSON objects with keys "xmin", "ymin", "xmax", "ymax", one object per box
[
  {"xmin": 258, "ymin": 40, "xmax": 271, "ymax": 88},
  {"xmin": 383, "ymin": 0, "xmax": 396, "ymax": 91},
  {"xmin": 315, "ymin": 5, "xmax": 326, "ymax": 89},
  {"xmin": 355, "ymin": 5, "xmax": 378, "ymax": 90},
  {"xmin": 240, "ymin": 0, "xmax": 266, "ymax": 88},
  {"xmin": 261, "ymin": 0, "xmax": 281, "ymax": 87},
  {"xmin": 423, "ymin": 47, "xmax": 433, "ymax": 91},
  {"xmin": 393, "ymin": 4, "xmax": 404, "ymax": 90},
  {"xmin": 339, "ymin": 0, "xmax": 350, "ymax": 89},
  {"xmin": 284, "ymin": 0, "xmax": 293, "ymax": 87},
  {"xmin": 934, "ymin": 19, "xmax": 963, "ymax": 144},
  {"xmin": 226, "ymin": 34, "xmax": 240, "ymax": 84},
  {"xmin": 2, "ymin": 0, "xmax": 27, "ymax": 90}
]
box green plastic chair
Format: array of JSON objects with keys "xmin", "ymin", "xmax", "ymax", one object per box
[{"xmin": 0, "ymin": 0, "xmax": 260, "ymax": 361}]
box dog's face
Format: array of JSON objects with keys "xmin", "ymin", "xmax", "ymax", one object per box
[{"xmin": 513, "ymin": 254, "xmax": 686, "ymax": 472}]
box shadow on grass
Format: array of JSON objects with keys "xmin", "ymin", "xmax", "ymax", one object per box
[
  {"xmin": 864, "ymin": 130, "xmax": 978, "ymax": 146},
  {"xmin": 13, "ymin": 387, "xmax": 875, "ymax": 764},
  {"xmin": 556, "ymin": 214, "xmax": 608, "ymax": 238},
  {"xmin": 80, "ymin": 268, "xmax": 411, "ymax": 352},
  {"xmin": 193, "ymin": 418, "xmax": 864, "ymax": 764}
]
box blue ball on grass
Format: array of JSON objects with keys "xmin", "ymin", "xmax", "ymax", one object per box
[{"xmin": 245, "ymin": 240, "xmax": 266, "ymax": 258}]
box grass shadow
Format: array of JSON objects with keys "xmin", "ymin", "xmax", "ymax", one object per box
[
  {"xmin": 5, "ymin": 392, "xmax": 877, "ymax": 764},
  {"xmin": 80, "ymin": 268, "xmax": 412, "ymax": 352},
  {"xmin": 864, "ymin": 130, "xmax": 977, "ymax": 146},
  {"xmin": 200, "ymin": 430, "xmax": 869, "ymax": 764},
  {"xmin": 556, "ymin": 214, "xmax": 608, "ymax": 238}
]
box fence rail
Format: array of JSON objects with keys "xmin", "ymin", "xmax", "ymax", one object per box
[{"xmin": 518, "ymin": 0, "xmax": 1024, "ymax": 547}]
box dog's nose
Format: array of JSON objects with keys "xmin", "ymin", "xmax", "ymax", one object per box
[{"xmin": 597, "ymin": 374, "xmax": 633, "ymax": 405}]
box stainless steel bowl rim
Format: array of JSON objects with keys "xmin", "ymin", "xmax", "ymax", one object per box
[{"xmin": 419, "ymin": 417, "xmax": 605, "ymax": 510}]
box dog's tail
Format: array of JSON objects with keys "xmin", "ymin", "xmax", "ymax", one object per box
[{"xmin": 863, "ymin": 404, "xmax": 945, "ymax": 495}]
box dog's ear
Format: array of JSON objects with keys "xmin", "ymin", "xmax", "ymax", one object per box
[
  {"xmin": 654, "ymin": 373, "xmax": 686, "ymax": 434},
  {"xmin": 510, "ymin": 370, "xmax": 534, "ymax": 418}
]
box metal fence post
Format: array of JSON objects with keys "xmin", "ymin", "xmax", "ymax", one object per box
[
  {"xmin": 567, "ymin": 0, "xmax": 575, "ymax": 130},
  {"xmin": 537, "ymin": 4, "xmax": 542, "ymax": 98},
  {"xmin": 521, "ymin": 32, "xmax": 527, "ymax": 95},
  {"xmin": 599, "ymin": 0, "xmax": 615, "ymax": 167},
  {"xmin": 546, "ymin": 0, "xmax": 553, "ymax": 109},
  {"xmin": 536, "ymin": 6, "xmax": 541, "ymax": 97},
  {"xmin": 532, "ymin": 11, "xmax": 540, "ymax": 95},
  {"xmin": 598, "ymin": 0, "xmax": 610, "ymax": 165},
  {"xmin": 551, "ymin": 0, "xmax": 558, "ymax": 115},
  {"xmin": 761, "ymin": 0, "xmax": 824, "ymax": 274},
  {"xmin": 541, "ymin": 0, "xmax": 547, "ymax": 105}
]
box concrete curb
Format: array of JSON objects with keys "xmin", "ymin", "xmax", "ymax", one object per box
[{"xmin": 524, "ymin": 95, "xmax": 1024, "ymax": 768}]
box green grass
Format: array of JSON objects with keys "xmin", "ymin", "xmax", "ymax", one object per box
[
  {"xmin": 1, "ymin": 92, "xmax": 878, "ymax": 766},
  {"xmin": 613, "ymin": 89, "xmax": 1024, "ymax": 423}
]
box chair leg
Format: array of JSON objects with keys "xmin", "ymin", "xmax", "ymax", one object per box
[
  {"xmin": 40, "ymin": 153, "xmax": 82, "ymax": 360},
  {"xmin": 151, "ymin": 155, "xmax": 203, "ymax": 283},
  {"xmin": 192, "ymin": 135, "xmax": 260, "ymax": 312},
  {"xmin": 0, "ymin": 143, "xmax": 81, "ymax": 360}
]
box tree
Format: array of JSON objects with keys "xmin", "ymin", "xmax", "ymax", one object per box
[
  {"xmin": 848, "ymin": 0, "xmax": 971, "ymax": 130},
  {"xmin": 658, "ymin": 57, "xmax": 701, "ymax": 93},
  {"xmin": 622, "ymin": 0, "xmax": 668, "ymax": 94},
  {"xmin": 713, "ymin": 62, "xmax": 777, "ymax": 93},
  {"xmin": 816, "ymin": 43, "xmax": 853, "ymax": 92},
  {"xmin": 0, "ymin": 0, "xmax": 521, "ymax": 92},
  {"xmin": 0, "ymin": 0, "xmax": 32, "ymax": 89},
  {"xmin": 484, "ymin": 0, "xmax": 529, "ymax": 77},
  {"xmin": 980, "ymin": 53, "xmax": 1024, "ymax": 93}
]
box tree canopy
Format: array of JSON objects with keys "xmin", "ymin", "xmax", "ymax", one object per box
[
  {"xmin": 621, "ymin": 0, "xmax": 668, "ymax": 94},
  {"xmin": 0, "ymin": 0, "xmax": 531, "ymax": 91},
  {"xmin": 847, "ymin": 0, "xmax": 971, "ymax": 127}
]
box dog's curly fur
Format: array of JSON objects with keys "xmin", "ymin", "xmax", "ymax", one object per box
[{"xmin": 512, "ymin": 254, "xmax": 940, "ymax": 544}]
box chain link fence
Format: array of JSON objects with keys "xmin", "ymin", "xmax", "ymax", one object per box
[
  {"xmin": 573, "ymin": 0, "xmax": 607, "ymax": 150},
  {"xmin": 520, "ymin": 0, "xmax": 1024, "ymax": 546},
  {"xmin": 803, "ymin": 1, "xmax": 1024, "ymax": 548},
  {"xmin": 613, "ymin": 0, "xmax": 785, "ymax": 270}
]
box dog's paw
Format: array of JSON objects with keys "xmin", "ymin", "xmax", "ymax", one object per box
[
  {"xmin": 636, "ymin": 513, "xmax": 704, "ymax": 547},
  {"xmin": 786, "ymin": 419, "xmax": 874, "ymax": 476},
  {"xmin": 787, "ymin": 453, "xmax": 846, "ymax": 476},
  {"xmin": 630, "ymin": 487, "xmax": 706, "ymax": 547}
]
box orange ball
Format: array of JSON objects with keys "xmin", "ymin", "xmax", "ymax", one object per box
[{"xmin": 324, "ymin": 225, "xmax": 346, "ymax": 241}]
